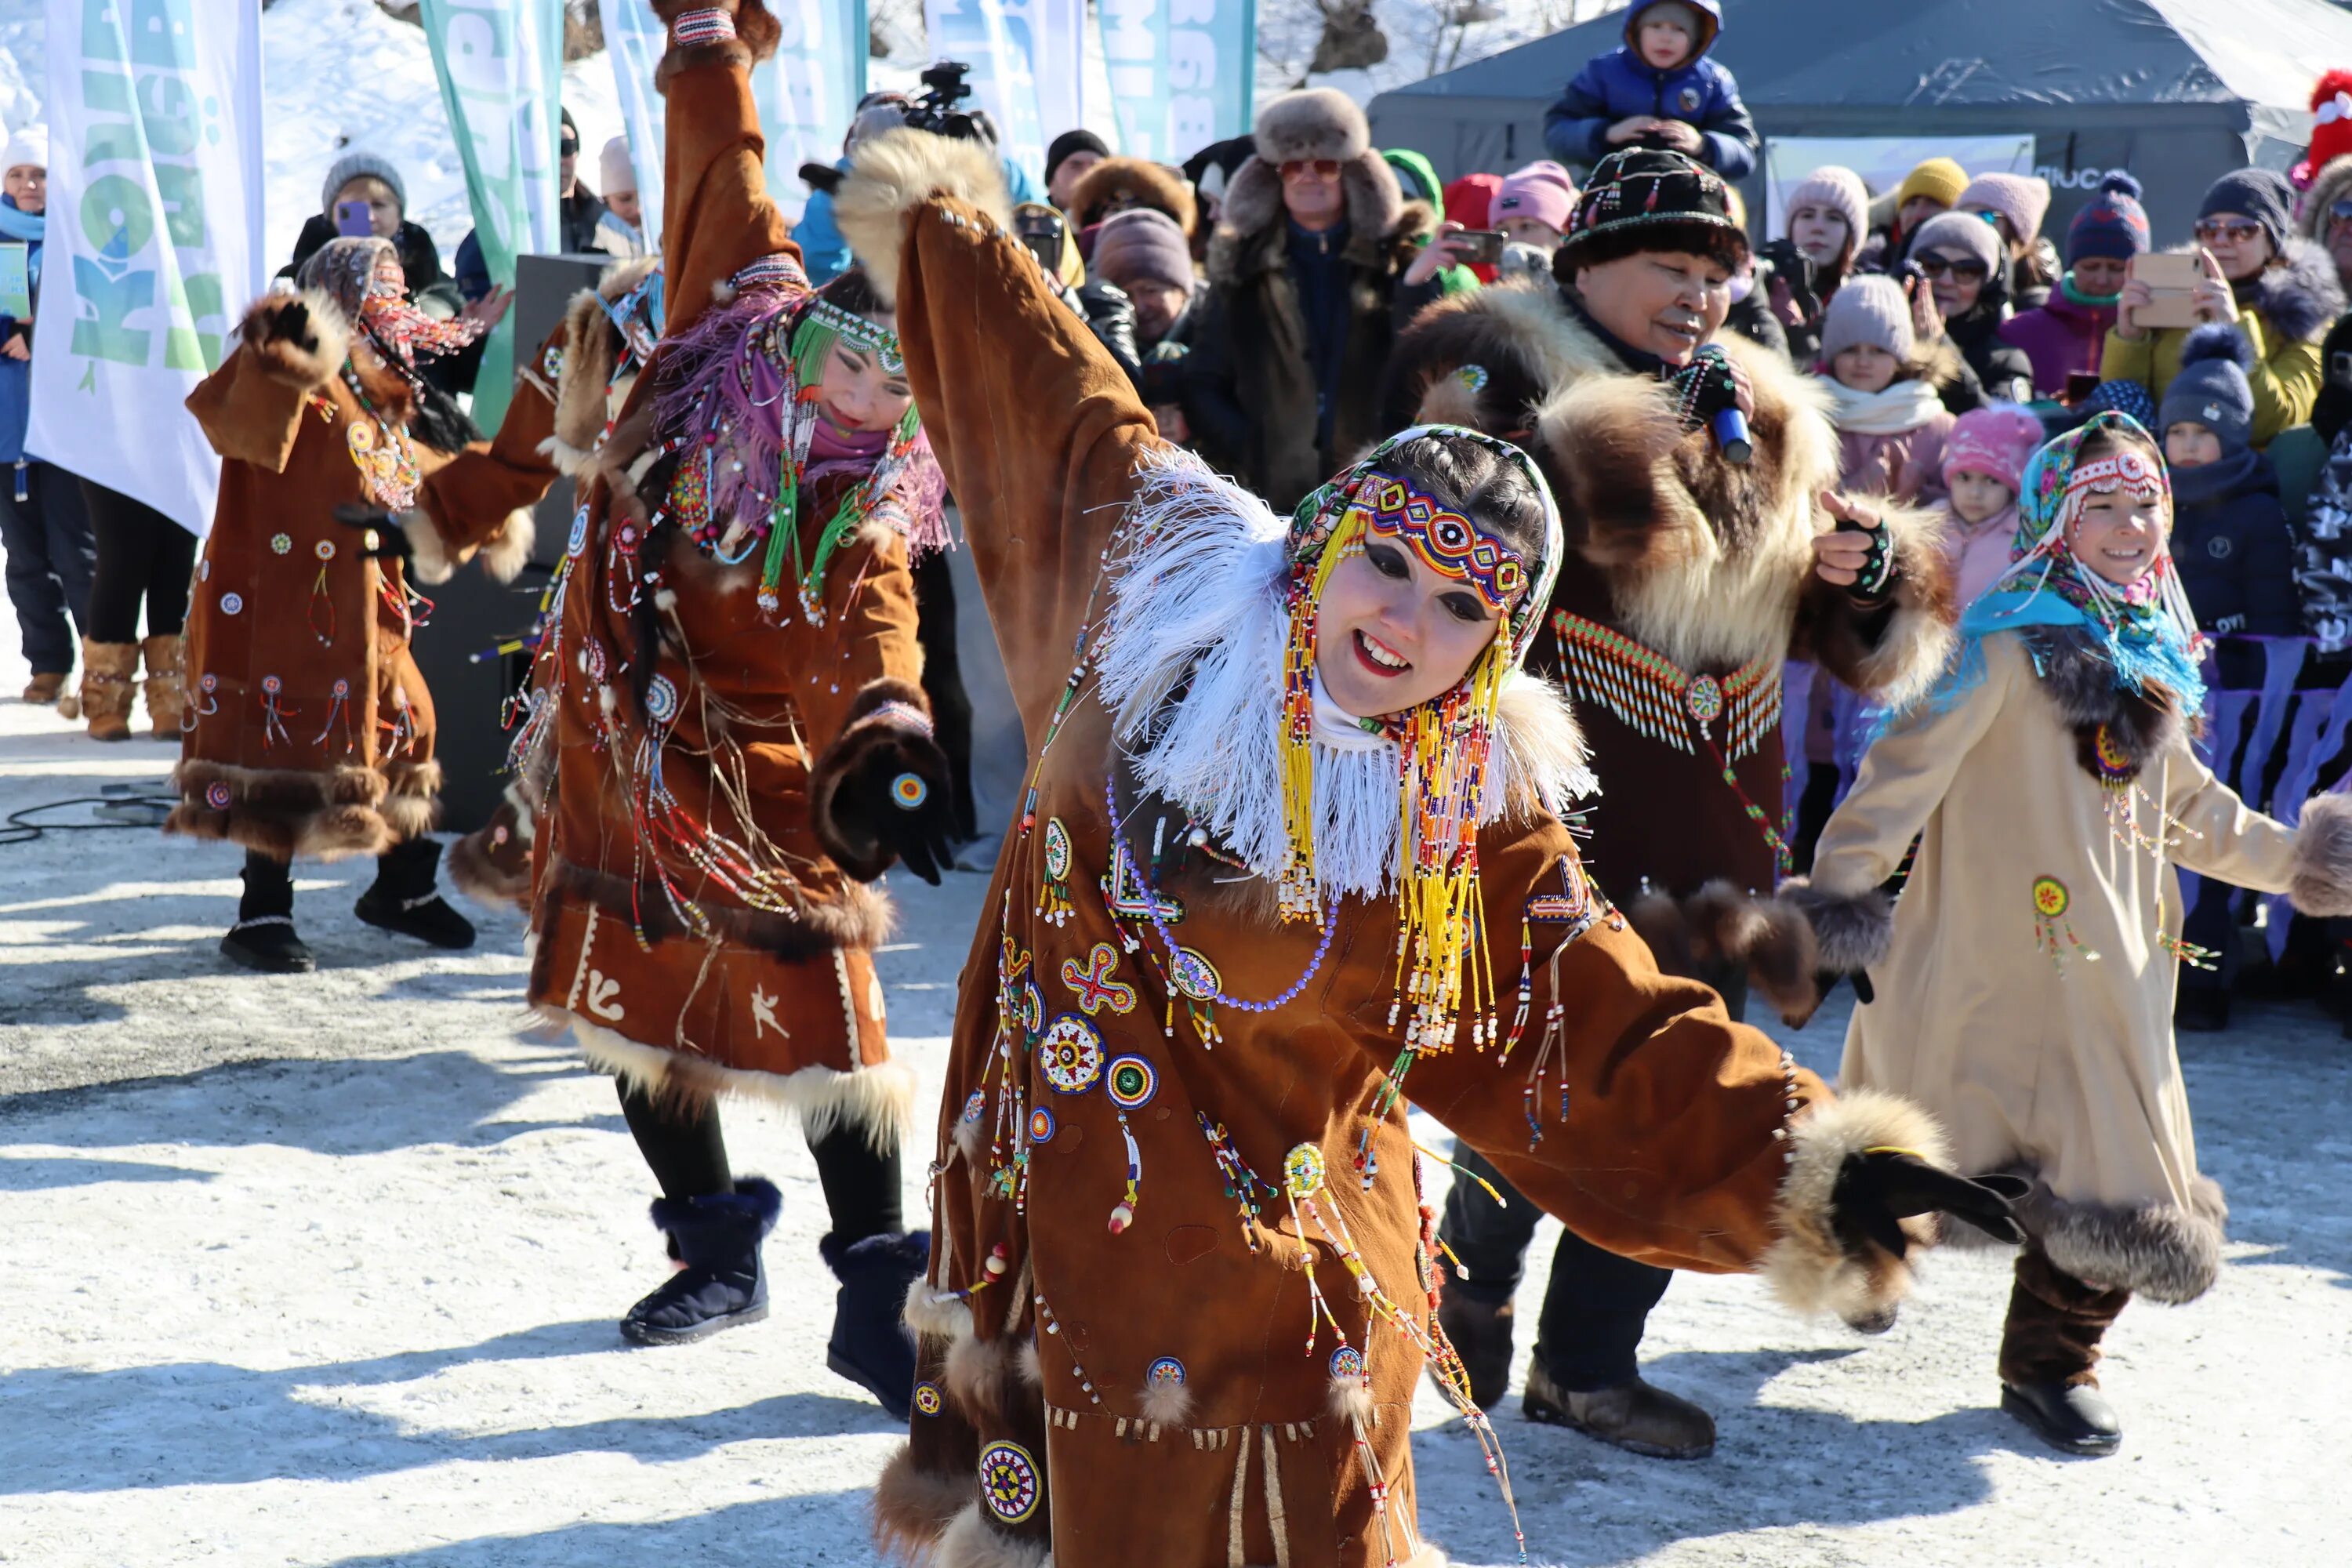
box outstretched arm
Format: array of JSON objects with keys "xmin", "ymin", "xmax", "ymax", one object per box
[
  {"xmin": 410, "ymin": 322, "xmax": 561, "ymax": 583},
  {"xmin": 648, "ymin": 0, "xmax": 793, "ymax": 339},
  {"xmin": 834, "ymin": 129, "xmax": 1167, "ymax": 746}
]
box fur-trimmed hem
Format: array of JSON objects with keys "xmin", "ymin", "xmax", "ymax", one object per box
[
  {"xmin": 554, "ymin": 1006, "xmax": 914, "ymax": 1149},
  {"xmin": 2004, "ymin": 1176, "xmax": 2229, "ymax": 1304},
  {"xmin": 447, "ymin": 823, "xmax": 532, "ymax": 909},
  {"xmin": 943, "ymin": 1325, "xmax": 1018, "ymax": 1424},
  {"xmin": 1760, "ymin": 1089, "xmax": 1949, "ymax": 1328},
  {"xmin": 403, "ymin": 510, "xmax": 456, "ymax": 586},
  {"xmin": 834, "ymin": 130, "xmax": 1018, "ymax": 307},
  {"xmin": 2288, "ymin": 793, "xmax": 2352, "ymax": 916},
  {"xmin": 902, "ymin": 1276, "xmax": 974, "ymax": 1343},
  {"xmin": 539, "ymin": 434, "xmax": 599, "ymax": 478},
  {"xmin": 543, "ymin": 855, "xmax": 897, "ymax": 956},
  {"xmin": 478, "ymin": 508, "xmax": 536, "ymax": 583},
  {"xmin": 810, "ymin": 677, "xmax": 936, "ymax": 880},
  {"xmin": 239, "ymin": 290, "xmax": 351, "ymax": 393},
  {"xmin": 1779, "ymin": 877, "xmax": 1893, "ymax": 974},
  {"xmin": 931, "ymin": 1504, "xmax": 1051, "ymax": 1568},
  {"xmin": 166, "ymin": 757, "xmax": 397, "ymax": 862},
  {"xmin": 873, "ymin": 1446, "xmax": 978, "ymax": 1563}
]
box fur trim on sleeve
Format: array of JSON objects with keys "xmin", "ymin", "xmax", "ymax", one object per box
[
  {"xmin": 1760, "ymin": 1089, "xmax": 1950, "ymax": 1330},
  {"xmin": 241, "ymin": 291, "xmax": 350, "ymax": 392},
  {"xmin": 1793, "ymin": 497, "xmax": 1958, "ymax": 710},
  {"xmin": 833, "ymin": 129, "xmax": 1017, "ymax": 307},
  {"xmin": 1779, "ymin": 877, "xmax": 1894, "ymax": 973},
  {"xmin": 2018, "ymin": 1175, "xmax": 2227, "ymax": 1304},
  {"xmin": 478, "ymin": 506, "xmax": 536, "ymax": 583},
  {"xmin": 401, "ymin": 510, "xmax": 456, "ymax": 586},
  {"xmin": 2288, "ymin": 792, "xmax": 2352, "ymax": 916},
  {"xmin": 808, "ymin": 677, "xmax": 935, "ymax": 880}
]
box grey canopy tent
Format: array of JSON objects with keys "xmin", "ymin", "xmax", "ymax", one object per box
[{"xmin": 1367, "ymin": 0, "xmax": 2352, "ymax": 241}]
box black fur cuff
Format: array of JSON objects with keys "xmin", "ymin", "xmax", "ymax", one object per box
[{"xmin": 1779, "ymin": 877, "xmax": 1893, "ymax": 974}]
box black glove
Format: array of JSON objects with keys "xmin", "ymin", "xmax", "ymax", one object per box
[
  {"xmin": 1667, "ymin": 347, "xmax": 1742, "ymax": 434},
  {"xmin": 263, "ymin": 298, "xmax": 318, "ymax": 354},
  {"xmin": 830, "ymin": 728, "xmax": 960, "ymax": 885},
  {"xmin": 1835, "ymin": 509, "xmax": 1897, "ymax": 604},
  {"xmin": 331, "ymin": 503, "xmax": 414, "ymax": 562},
  {"xmin": 1831, "ymin": 1149, "xmax": 2029, "ymax": 1263}
]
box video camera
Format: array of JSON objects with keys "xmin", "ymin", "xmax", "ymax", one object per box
[{"xmin": 903, "ymin": 60, "xmax": 988, "ymax": 143}]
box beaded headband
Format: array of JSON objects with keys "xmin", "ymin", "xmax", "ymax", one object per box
[
  {"xmin": 1345, "ymin": 470, "xmax": 1528, "ymax": 613},
  {"xmin": 2064, "ymin": 446, "xmax": 2168, "ymax": 506},
  {"xmin": 800, "ymin": 294, "xmax": 905, "ymax": 375}
]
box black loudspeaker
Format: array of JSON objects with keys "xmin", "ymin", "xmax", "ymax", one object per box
[{"xmin": 410, "ymin": 251, "xmax": 610, "ymax": 833}]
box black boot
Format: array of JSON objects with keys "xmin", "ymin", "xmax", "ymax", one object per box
[
  {"xmin": 818, "ymin": 1229, "xmax": 929, "ymax": 1419},
  {"xmin": 2001, "ymin": 1381, "xmax": 2122, "ymax": 1456},
  {"xmin": 1432, "ymin": 1293, "xmax": 1515, "ymax": 1410},
  {"xmin": 221, "ymin": 850, "xmax": 315, "ymax": 974},
  {"xmin": 356, "ymin": 837, "xmax": 477, "ymax": 949},
  {"xmin": 621, "ymin": 1178, "xmax": 782, "ymax": 1345}
]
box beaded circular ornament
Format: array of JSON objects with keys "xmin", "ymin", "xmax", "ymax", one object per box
[
  {"xmin": 1038, "ymin": 1014, "xmax": 1105, "ymax": 1094},
  {"xmin": 978, "ymin": 1441, "xmax": 1041, "ymax": 1524},
  {"xmin": 1105, "ymin": 1055, "xmax": 1157, "ymax": 1110}
]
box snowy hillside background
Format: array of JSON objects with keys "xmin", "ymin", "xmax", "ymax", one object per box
[{"xmin": 0, "ymin": 0, "xmax": 1629, "ymax": 265}]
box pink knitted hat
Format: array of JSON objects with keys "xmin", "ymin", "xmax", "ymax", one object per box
[
  {"xmin": 1959, "ymin": 172, "xmax": 2052, "ymax": 242},
  {"xmin": 1491, "ymin": 160, "xmax": 1577, "ymax": 234},
  {"xmin": 1942, "ymin": 405, "xmax": 2045, "ymax": 492}
]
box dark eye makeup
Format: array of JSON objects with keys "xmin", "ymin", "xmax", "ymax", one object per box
[{"xmin": 1367, "ymin": 543, "xmax": 1410, "ymax": 580}]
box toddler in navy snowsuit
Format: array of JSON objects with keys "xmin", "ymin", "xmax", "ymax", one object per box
[{"xmin": 1543, "ymin": 0, "xmax": 1757, "ymax": 180}]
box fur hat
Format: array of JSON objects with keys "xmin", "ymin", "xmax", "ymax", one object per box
[
  {"xmin": 1070, "ymin": 156, "xmax": 1199, "ymax": 238},
  {"xmin": 1960, "ymin": 172, "xmax": 2051, "ymax": 242},
  {"xmin": 1910, "ymin": 209, "xmax": 2005, "ymax": 277},
  {"xmin": 1091, "ymin": 208, "xmax": 1194, "ymax": 296},
  {"xmin": 599, "ymin": 136, "xmax": 636, "ymax": 197},
  {"xmin": 321, "ymin": 151, "xmax": 405, "ymax": 217},
  {"xmin": 2067, "ymin": 172, "xmax": 2150, "ymax": 266},
  {"xmin": 2158, "ymin": 324, "xmax": 2258, "ymax": 454},
  {"xmin": 1784, "ymin": 166, "xmax": 1867, "ymax": 256},
  {"xmin": 1819, "ymin": 274, "xmax": 1913, "ymax": 365},
  {"xmin": 1895, "ymin": 157, "xmax": 1968, "ymax": 214},
  {"xmin": 2294, "ymin": 70, "xmax": 2352, "ymax": 188},
  {"xmin": 1492, "ymin": 161, "xmax": 1577, "ymax": 236},
  {"xmin": 1253, "ymin": 88, "xmax": 1369, "ymax": 166},
  {"xmin": 1943, "ymin": 405, "xmax": 2044, "ymax": 493},
  {"xmin": 2201, "ymin": 166, "xmax": 2297, "ymax": 254},
  {"xmin": 2, "ymin": 123, "xmax": 45, "ymax": 175},
  {"xmin": 1559, "ymin": 147, "xmax": 1744, "ymax": 270}
]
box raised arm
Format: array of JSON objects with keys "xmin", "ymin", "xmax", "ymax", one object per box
[
  {"xmin": 649, "ymin": 0, "xmax": 793, "ymax": 339},
  {"xmin": 833, "ymin": 129, "xmax": 1168, "ymax": 743},
  {"xmin": 184, "ymin": 295, "xmax": 339, "ymax": 472}
]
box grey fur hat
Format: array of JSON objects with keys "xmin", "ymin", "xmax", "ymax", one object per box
[{"xmin": 1252, "ymin": 88, "xmax": 1369, "ymax": 165}]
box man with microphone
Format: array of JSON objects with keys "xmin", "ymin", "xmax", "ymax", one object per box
[{"xmin": 1384, "ymin": 146, "xmax": 1954, "ymax": 1460}]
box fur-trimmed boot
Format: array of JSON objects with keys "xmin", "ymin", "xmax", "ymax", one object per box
[
  {"xmin": 622, "ymin": 1178, "xmax": 783, "ymax": 1345},
  {"xmin": 355, "ymin": 837, "xmax": 477, "ymax": 949},
  {"xmin": 140, "ymin": 633, "xmax": 187, "ymax": 738},
  {"xmin": 1998, "ymin": 1243, "xmax": 2129, "ymax": 1456},
  {"xmin": 221, "ymin": 848, "xmax": 315, "ymax": 974},
  {"xmin": 818, "ymin": 1229, "xmax": 929, "ymax": 1420},
  {"xmin": 67, "ymin": 637, "xmax": 139, "ymax": 742}
]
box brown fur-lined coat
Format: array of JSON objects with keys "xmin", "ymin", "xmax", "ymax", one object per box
[
  {"xmin": 1388, "ymin": 282, "xmax": 1955, "ymax": 1011},
  {"xmin": 1796, "ymin": 629, "xmax": 2352, "ymax": 1302},
  {"xmin": 171, "ymin": 292, "xmax": 513, "ymax": 861},
  {"xmin": 521, "ymin": 3, "xmax": 929, "ymax": 1141}
]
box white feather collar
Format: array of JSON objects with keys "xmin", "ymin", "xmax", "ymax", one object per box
[{"xmin": 1093, "ymin": 448, "xmax": 1595, "ymax": 902}]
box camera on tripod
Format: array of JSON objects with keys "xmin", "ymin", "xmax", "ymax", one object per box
[{"xmin": 904, "ymin": 60, "xmax": 985, "ymax": 142}]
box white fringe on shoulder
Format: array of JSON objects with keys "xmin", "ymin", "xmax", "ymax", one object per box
[{"xmin": 1092, "ymin": 448, "xmax": 1593, "ymax": 904}]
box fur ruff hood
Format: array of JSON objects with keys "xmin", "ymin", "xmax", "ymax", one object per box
[
  {"xmin": 1093, "ymin": 447, "xmax": 1594, "ymax": 903},
  {"xmin": 1205, "ymin": 154, "xmax": 1426, "ymax": 285},
  {"xmin": 2299, "ymin": 156, "xmax": 2352, "ymax": 248}
]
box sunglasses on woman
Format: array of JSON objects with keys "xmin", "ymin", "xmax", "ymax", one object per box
[
  {"xmin": 2193, "ymin": 218, "xmax": 2263, "ymax": 244},
  {"xmin": 1915, "ymin": 254, "xmax": 1989, "ymax": 283},
  {"xmin": 1279, "ymin": 159, "xmax": 1341, "ymax": 181},
  {"xmin": 2329, "ymin": 198, "xmax": 2352, "ymax": 227}
]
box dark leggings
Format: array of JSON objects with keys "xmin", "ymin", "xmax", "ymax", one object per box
[
  {"xmin": 618, "ymin": 1080, "xmax": 905, "ymax": 1243},
  {"xmin": 78, "ymin": 478, "xmax": 198, "ymax": 642}
]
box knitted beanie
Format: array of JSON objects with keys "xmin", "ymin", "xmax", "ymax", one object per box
[
  {"xmin": 2, "ymin": 123, "xmax": 46, "ymax": 174},
  {"xmin": 1491, "ymin": 161, "xmax": 1577, "ymax": 235},
  {"xmin": 1090, "ymin": 208, "xmax": 1195, "ymax": 296},
  {"xmin": 1819, "ymin": 274, "xmax": 1914, "ymax": 364},
  {"xmin": 1896, "ymin": 157, "xmax": 1968, "ymax": 213},
  {"xmin": 1784, "ymin": 165, "xmax": 1867, "ymax": 252},
  {"xmin": 2200, "ymin": 166, "xmax": 2297, "ymax": 253},
  {"xmin": 1942, "ymin": 405, "xmax": 2045, "ymax": 492},
  {"xmin": 2158, "ymin": 324, "xmax": 2258, "ymax": 453},
  {"xmin": 321, "ymin": 150, "xmax": 406, "ymax": 216},
  {"xmin": 1910, "ymin": 209, "xmax": 2004, "ymax": 276},
  {"xmin": 1443, "ymin": 173, "xmax": 1501, "ymax": 230},
  {"xmin": 1046, "ymin": 129, "xmax": 1110, "ymax": 189},
  {"xmin": 1960, "ymin": 172, "xmax": 2051, "ymax": 241},
  {"xmin": 2066, "ymin": 172, "xmax": 2151, "ymax": 265},
  {"xmin": 599, "ymin": 136, "xmax": 636, "ymax": 196},
  {"xmin": 1559, "ymin": 147, "xmax": 1746, "ymax": 267}
]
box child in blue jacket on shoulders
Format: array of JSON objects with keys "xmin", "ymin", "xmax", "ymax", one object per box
[{"xmin": 1544, "ymin": 1, "xmax": 1757, "ymax": 181}]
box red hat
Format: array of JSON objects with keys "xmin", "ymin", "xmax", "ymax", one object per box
[{"xmin": 2294, "ymin": 69, "xmax": 2352, "ymax": 189}]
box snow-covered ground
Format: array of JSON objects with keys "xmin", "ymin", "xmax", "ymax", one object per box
[{"xmin": 3, "ymin": 615, "xmax": 2350, "ymax": 1566}]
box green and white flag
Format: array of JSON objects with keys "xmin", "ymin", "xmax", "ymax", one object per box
[
  {"xmin": 27, "ymin": 0, "xmax": 269, "ymax": 538},
  {"xmin": 419, "ymin": 0, "xmax": 564, "ymax": 429}
]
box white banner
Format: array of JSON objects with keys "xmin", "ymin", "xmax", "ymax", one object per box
[
  {"xmin": 925, "ymin": 0, "xmax": 1047, "ymax": 187},
  {"xmin": 1762, "ymin": 135, "xmax": 2036, "ymax": 238},
  {"xmin": 1030, "ymin": 0, "xmax": 1087, "ymax": 145},
  {"xmin": 27, "ymin": 0, "xmax": 267, "ymax": 538},
  {"xmin": 604, "ymin": 0, "xmax": 668, "ymax": 250},
  {"xmin": 754, "ymin": 0, "xmax": 866, "ymax": 223}
]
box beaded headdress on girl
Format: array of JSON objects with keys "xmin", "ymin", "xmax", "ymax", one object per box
[
  {"xmin": 652, "ymin": 260, "xmax": 945, "ymax": 622},
  {"xmin": 296, "ymin": 237, "xmax": 485, "ymax": 368},
  {"xmin": 1278, "ymin": 425, "xmax": 1564, "ymax": 1054}
]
